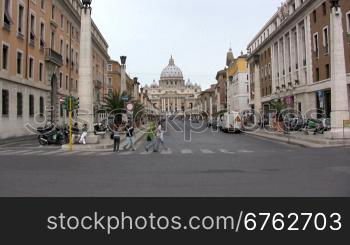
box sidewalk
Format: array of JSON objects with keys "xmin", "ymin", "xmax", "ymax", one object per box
[
  {"xmin": 62, "ymin": 125, "xmax": 148, "ymax": 152},
  {"xmin": 0, "ymin": 135, "xmax": 37, "ymax": 145},
  {"xmin": 245, "ymin": 129, "xmax": 350, "ymax": 148}
]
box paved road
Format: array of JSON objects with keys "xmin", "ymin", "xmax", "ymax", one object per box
[{"xmin": 0, "ymin": 120, "xmax": 349, "ymax": 197}]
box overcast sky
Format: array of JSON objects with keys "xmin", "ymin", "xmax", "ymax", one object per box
[{"xmin": 92, "ymin": 0, "xmax": 283, "ymax": 89}]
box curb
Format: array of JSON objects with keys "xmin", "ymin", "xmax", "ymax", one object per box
[{"xmin": 244, "ymin": 132, "xmax": 350, "ymax": 148}]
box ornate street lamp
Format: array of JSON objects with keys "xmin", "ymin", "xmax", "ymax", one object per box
[
  {"xmin": 82, "ymin": 0, "xmax": 92, "ymax": 8},
  {"xmin": 120, "ymin": 56, "xmax": 127, "ymax": 66},
  {"xmin": 330, "ymin": 0, "xmax": 340, "ymax": 10}
]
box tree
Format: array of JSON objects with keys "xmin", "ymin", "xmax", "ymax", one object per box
[
  {"xmin": 269, "ymin": 99, "xmax": 286, "ymax": 120},
  {"xmin": 133, "ymin": 101, "xmax": 145, "ymax": 127},
  {"xmin": 103, "ymin": 91, "xmax": 125, "ymax": 113},
  {"xmin": 102, "ymin": 91, "xmax": 126, "ymax": 125}
]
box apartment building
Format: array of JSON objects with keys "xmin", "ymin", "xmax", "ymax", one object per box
[
  {"xmin": 0, "ymin": 0, "xmax": 109, "ymax": 139},
  {"xmin": 226, "ymin": 50, "xmax": 250, "ymax": 112},
  {"xmin": 247, "ymin": 0, "xmax": 350, "ymax": 122}
]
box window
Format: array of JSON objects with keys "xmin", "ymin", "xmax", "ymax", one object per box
[
  {"xmin": 51, "ymin": 31, "xmax": 55, "ymax": 50},
  {"xmin": 29, "ymin": 95, "xmax": 34, "ymax": 117},
  {"xmin": 325, "ymin": 64, "xmax": 330, "ymax": 79},
  {"xmin": 51, "ymin": 5, "xmax": 55, "ymax": 20},
  {"xmin": 108, "ymin": 64, "xmax": 112, "ymax": 71},
  {"xmin": 322, "ymin": 2, "xmax": 327, "ymax": 16},
  {"xmin": 17, "ymin": 92, "xmax": 23, "ymax": 116},
  {"xmin": 40, "ymin": 0, "xmax": 45, "ymax": 10},
  {"xmin": 59, "ymin": 72, "xmax": 63, "ymax": 88},
  {"xmin": 39, "ymin": 97, "xmax": 44, "ymax": 116},
  {"xmin": 3, "ymin": 0, "xmax": 13, "ymax": 28},
  {"xmin": 313, "ymin": 33, "xmax": 319, "ymax": 58},
  {"xmin": 313, "ymin": 10, "xmax": 317, "ymax": 23},
  {"xmin": 323, "ymin": 27, "xmax": 329, "ymax": 53},
  {"xmin": 346, "ymin": 12, "xmax": 350, "ymax": 33},
  {"xmin": 60, "ymin": 39, "xmax": 63, "ymax": 55},
  {"xmin": 30, "ymin": 14, "xmax": 35, "ymax": 45},
  {"xmin": 2, "ymin": 44, "xmax": 9, "ymax": 70},
  {"xmin": 39, "ymin": 62, "xmax": 44, "ymax": 81},
  {"xmin": 315, "ymin": 68, "xmax": 320, "ymax": 81},
  {"xmin": 40, "ymin": 22, "xmax": 45, "ymax": 48},
  {"xmin": 2, "ymin": 90, "xmax": 9, "ymax": 116},
  {"xmin": 29, "ymin": 57, "xmax": 34, "ymax": 79},
  {"xmin": 65, "ymin": 75, "xmax": 68, "ymax": 90},
  {"xmin": 61, "ymin": 14, "xmax": 64, "ymax": 29},
  {"xmin": 16, "ymin": 51, "xmax": 22, "ymax": 74},
  {"xmin": 18, "ymin": 5, "xmax": 24, "ymax": 34}
]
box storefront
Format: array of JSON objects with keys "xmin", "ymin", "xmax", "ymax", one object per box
[{"xmin": 316, "ymin": 90, "xmax": 331, "ymax": 118}]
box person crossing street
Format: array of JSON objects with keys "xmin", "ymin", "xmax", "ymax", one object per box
[{"xmin": 124, "ymin": 124, "xmax": 136, "ymax": 151}]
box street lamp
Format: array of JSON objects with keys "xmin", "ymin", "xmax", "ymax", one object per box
[
  {"xmin": 82, "ymin": 0, "xmax": 92, "ymax": 8},
  {"xmin": 120, "ymin": 56, "xmax": 127, "ymax": 66},
  {"xmin": 329, "ymin": 0, "xmax": 340, "ymax": 10}
]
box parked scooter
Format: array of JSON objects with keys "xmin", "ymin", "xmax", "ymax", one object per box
[{"xmin": 37, "ymin": 125, "xmax": 68, "ymax": 145}]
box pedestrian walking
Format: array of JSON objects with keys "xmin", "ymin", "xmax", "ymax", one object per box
[
  {"xmin": 112, "ymin": 124, "xmax": 121, "ymax": 152},
  {"xmin": 153, "ymin": 122, "xmax": 162, "ymax": 152},
  {"xmin": 159, "ymin": 127, "xmax": 168, "ymax": 151},
  {"xmin": 79, "ymin": 124, "xmax": 88, "ymax": 145},
  {"xmin": 124, "ymin": 124, "xmax": 136, "ymax": 151},
  {"xmin": 145, "ymin": 123, "xmax": 156, "ymax": 152}
]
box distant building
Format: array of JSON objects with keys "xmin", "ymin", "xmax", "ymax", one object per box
[
  {"xmin": 144, "ymin": 56, "xmax": 201, "ymax": 114},
  {"xmin": 226, "ymin": 50, "xmax": 250, "ymax": 112}
]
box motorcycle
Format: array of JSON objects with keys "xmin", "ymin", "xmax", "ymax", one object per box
[{"xmin": 37, "ymin": 125, "xmax": 69, "ymax": 146}]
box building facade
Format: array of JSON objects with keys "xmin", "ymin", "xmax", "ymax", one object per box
[
  {"xmin": 144, "ymin": 56, "xmax": 201, "ymax": 114},
  {"xmin": 247, "ymin": 0, "xmax": 350, "ymax": 126},
  {"xmin": 0, "ymin": 0, "xmax": 109, "ymax": 139},
  {"xmin": 226, "ymin": 50, "xmax": 250, "ymax": 112}
]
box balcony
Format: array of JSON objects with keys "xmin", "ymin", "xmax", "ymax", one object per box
[{"xmin": 45, "ymin": 48, "xmax": 63, "ymax": 67}]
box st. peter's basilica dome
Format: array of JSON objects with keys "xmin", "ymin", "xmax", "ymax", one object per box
[{"xmin": 160, "ymin": 56, "xmax": 184, "ymax": 79}]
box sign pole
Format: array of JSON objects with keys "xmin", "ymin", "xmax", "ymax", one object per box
[{"xmin": 69, "ymin": 97, "xmax": 73, "ymax": 152}]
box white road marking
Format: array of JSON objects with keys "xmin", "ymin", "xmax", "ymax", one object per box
[
  {"xmin": 98, "ymin": 152, "xmax": 116, "ymax": 156},
  {"xmin": 219, "ymin": 149, "xmax": 236, "ymax": 154},
  {"xmin": 60, "ymin": 151, "xmax": 80, "ymax": 156},
  {"xmin": 40, "ymin": 150, "xmax": 64, "ymax": 156},
  {"xmin": 161, "ymin": 149, "xmax": 173, "ymax": 155},
  {"xmin": 140, "ymin": 151, "xmax": 152, "ymax": 155},
  {"xmin": 21, "ymin": 151, "xmax": 45, "ymax": 156},
  {"xmin": 78, "ymin": 152, "xmax": 97, "ymax": 156},
  {"xmin": 200, "ymin": 149, "xmax": 214, "ymax": 154},
  {"xmin": 181, "ymin": 149, "xmax": 193, "ymax": 154},
  {"xmin": 238, "ymin": 150, "xmax": 255, "ymax": 153},
  {"xmin": 119, "ymin": 151, "xmax": 134, "ymax": 155}
]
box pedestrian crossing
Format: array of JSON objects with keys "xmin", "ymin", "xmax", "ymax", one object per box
[{"xmin": 0, "ymin": 147, "xmax": 279, "ymax": 157}]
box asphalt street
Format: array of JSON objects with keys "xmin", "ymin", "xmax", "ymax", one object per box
[{"xmin": 0, "ymin": 119, "xmax": 349, "ymax": 197}]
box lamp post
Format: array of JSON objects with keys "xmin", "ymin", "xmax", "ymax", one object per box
[{"xmin": 120, "ymin": 56, "xmax": 127, "ymax": 95}]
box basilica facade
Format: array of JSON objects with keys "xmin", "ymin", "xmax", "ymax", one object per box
[{"xmin": 144, "ymin": 56, "xmax": 201, "ymax": 114}]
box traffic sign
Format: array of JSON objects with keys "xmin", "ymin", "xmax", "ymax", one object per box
[
  {"xmin": 122, "ymin": 96, "xmax": 129, "ymax": 101},
  {"xmin": 127, "ymin": 103, "xmax": 134, "ymax": 111}
]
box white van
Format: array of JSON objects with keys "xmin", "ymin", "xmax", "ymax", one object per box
[{"xmin": 218, "ymin": 112, "xmax": 242, "ymax": 133}]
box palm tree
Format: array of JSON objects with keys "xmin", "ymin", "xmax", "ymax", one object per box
[
  {"xmin": 133, "ymin": 101, "xmax": 145, "ymax": 127},
  {"xmin": 103, "ymin": 91, "xmax": 125, "ymax": 113},
  {"xmin": 269, "ymin": 99, "xmax": 286, "ymax": 132},
  {"xmin": 269, "ymin": 99, "xmax": 286, "ymax": 120}
]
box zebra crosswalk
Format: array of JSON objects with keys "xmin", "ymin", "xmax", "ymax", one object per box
[{"xmin": 0, "ymin": 147, "xmax": 262, "ymax": 157}]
